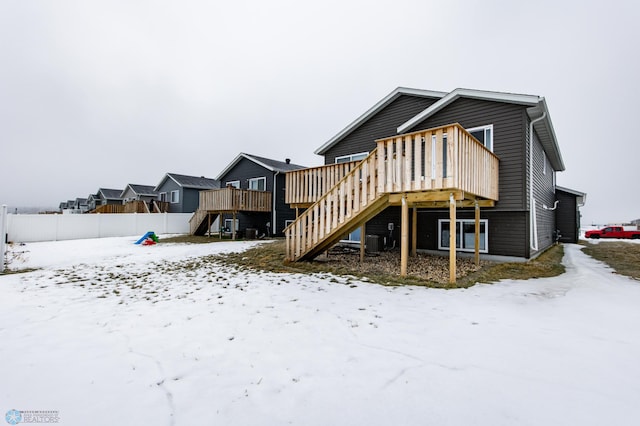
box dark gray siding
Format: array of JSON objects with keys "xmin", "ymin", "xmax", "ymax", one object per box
[
  {"xmin": 556, "ymin": 190, "xmax": 580, "ymax": 243},
  {"xmin": 408, "ymin": 98, "xmax": 529, "ymax": 212},
  {"xmin": 219, "ymin": 158, "xmax": 297, "ymax": 237},
  {"xmin": 415, "ymin": 210, "xmax": 529, "ymax": 258},
  {"xmin": 181, "ymin": 189, "xmax": 201, "ymax": 213},
  {"xmin": 323, "ymin": 95, "xmax": 439, "ymax": 164},
  {"xmin": 157, "ymin": 179, "xmax": 183, "ymax": 213},
  {"xmin": 530, "ymin": 131, "xmax": 558, "ymax": 254}
]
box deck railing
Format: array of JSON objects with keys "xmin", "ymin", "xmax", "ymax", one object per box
[
  {"xmin": 285, "ymin": 161, "xmax": 359, "ymax": 206},
  {"xmin": 284, "ymin": 123, "xmax": 499, "ymax": 261},
  {"xmin": 375, "ymin": 123, "xmax": 499, "ymax": 200},
  {"xmin": 198, "ymin": 187, "xmax": 272, "ymax": 212}
]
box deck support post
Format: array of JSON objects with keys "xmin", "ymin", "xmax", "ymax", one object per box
[
  {"xmin": 207, "ymin": 213, "xmax": 211, "ymax": 238},
  {"xmin": 232, "ymin": 211, "xmax": 237, "ymax": 240},
  {"xmin": 449, "ymin": 193, "xmax": 457, "ymax": 284},
  {"xmin": 475, "ymin": 201, "xmax": 480, "ymax": 266},
  {"xmin": 411, "ymin": 207, "xmax": 417, "ymax": 257},
  {"xmin": 360, "ymin": 224, "xmax": 366, "ymax": 262},
  {"xmin": 401, "ymin": 195, "xmax": 409, "ymax": 277}
]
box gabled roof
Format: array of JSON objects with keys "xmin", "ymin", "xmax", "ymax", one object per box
[
  {"xmin": 155, "ymin": 173, "xmax": 220, "ymax": 191},
  {"xmin": 317, "ymin": 87, "xmax": 565, "ymax": 171},
  {"xmin": 215, "ymin": 153, "xmax": 306, "ymax": 181},
  {"xmin": 397, "ymin": 88, "xmax": 565, "ymax": 170},
  {"xmin": 98, "ymin": 188, "xmax": 123, "ymax": 200},
  {"xmin": 121, "ymin": 184, "xmax": 157, "ymax": 198},
  {"xmin": 314, "ymin": 87, "xmax": 446, "ymax": 155}
]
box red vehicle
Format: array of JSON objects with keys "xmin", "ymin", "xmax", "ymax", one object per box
[{"xmin": 585, "ymin": 226, "xmax": 640, "ymax": 239}]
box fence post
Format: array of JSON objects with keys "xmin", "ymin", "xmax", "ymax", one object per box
[{"xmin": 0, "ymin": 205, "xmax": 7, "ymax": 272}]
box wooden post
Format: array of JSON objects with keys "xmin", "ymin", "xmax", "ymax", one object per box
[
  {"xmin": 411, "ymin": 207, "xmax": 417, "ymax": 257},
  {"xmin": 232, "ymin": 211, "xmax": 236, "ymax": 240},
  {"xmin": 207, "ymin": 213, "xmax": 211, "ymax": 238},
  {"xmin": 401, "ymin": 195, "xmax": 409, "ymax": 277},
  {"xmin": 475, "ymin": 201, "xmax": 480, "ymax": 266},
  {"xmin": 360, "ymin": 224, "xmax": 366, "ymax": 262},
  {"xmin": 449, "ymin": 193, "xmax": 456, "ymax": 284}
]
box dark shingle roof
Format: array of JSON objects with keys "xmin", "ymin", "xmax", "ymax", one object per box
[
  {"xmin": 166, "ymin": 173, "xmax": 220, "ymax": 190},
  {"xmin": 125, "ymin": 184, "xmax": 158, "ymax": 196},
  {"xmin": 243, "ymin": 154, "xmax": 306, "ymax": 172},
  {"xmin": 215, "ymin": 153, "xmax": 306, "ymax": 180},
  {"xmin": 99, "ymin": 188, "xmax": 124, "ymax": 199}
]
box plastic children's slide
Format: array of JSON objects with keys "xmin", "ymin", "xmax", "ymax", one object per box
[{"xmin": 135, "ymin": 231, "xmax": 159, "ymax": 245}]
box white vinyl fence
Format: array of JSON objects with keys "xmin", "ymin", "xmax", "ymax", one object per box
[{"xmin": 6, "ymin": 213, "xmax": 193, "ymax": 243}]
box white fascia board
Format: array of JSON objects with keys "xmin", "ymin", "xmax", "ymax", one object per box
[
  {"xmin": 398, "ymin": 88, "xmax": 541, "ymax": 134},
  {"xmin": 215, "ymin": 153, "xmax": 247, "ymax": 182},
  {"xmin": 527, "ymin": 98, "xmax": 565, "ymax": 171},
  {"xmin": 314, "ymin": 87, "xmax": 446, "ymax": 155},
  {"xmin": 153, "ymin": 173, "xmax": 172, "ymax": 192}
]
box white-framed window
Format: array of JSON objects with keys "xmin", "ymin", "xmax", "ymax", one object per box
[
  {"xmin": 467, "ymin": 124, "xmax": 493, "ymax": 152},
  {"xmin": 226, "ymin": 180, "xmax": 240, "ymax": 188},
  {"xmin": 284, "ymin": 219, "xmax": 294, "ymax": 230},
  {"xmin": 248, "ymin": 176, "xmax": 266, "ymax": 191},
  {"xmin": 438, "ymin": 219, "xmax": 488, "ymax": 253},
  {"xmin": 170, "ymin": 190, "xmax": 179, "ymax": 203},
  {"xmin": 224, "ymin": 218, "xmax": 239, "ymax": 232},
  {"xmin": 335, "ymin": 152, "xmax": 368, "ymax": 164},
  {"xmin": 159, "ymin": 192, "xmax": 167, "ymax": 202}
]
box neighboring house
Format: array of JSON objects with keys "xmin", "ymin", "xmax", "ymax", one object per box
[
  {"xmin": 91, "ymin": 188, "xmax": 124, "ymax": 208},
  {"xmin": 75, "ymin": 197, "xmax": 89, "ymax": 213},
  {"xmin": 120, "ymin": 184, "xmax": 159, "ymax": 203},
  {"xmin": 189, "ymin": 154, "xmax": 305, "ymax": 237},
  {"xmin": 154, "ymin": 173, "xmax": 220, "ymax": 213},
  {"xmin": 59, "ymin": 201, "xmax": 68, "ymax": 212},
  {"xmin": 284, "ymin": 87, "xmax": 585, "ymax": 276}
]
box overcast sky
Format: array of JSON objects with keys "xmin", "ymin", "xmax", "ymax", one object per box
[{"xmin": 1, "ymin": 0, "xmax": 638, "ymax": 225}]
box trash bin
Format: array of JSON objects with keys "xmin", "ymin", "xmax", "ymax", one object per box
[{"xmin": 245, "ymin": 228, "xmax": 257, "ymax": 239}]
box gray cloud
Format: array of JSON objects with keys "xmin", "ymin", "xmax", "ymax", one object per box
[{"xmin": 1, "ymin": 0, "xmax": 638, "ymax": 224}]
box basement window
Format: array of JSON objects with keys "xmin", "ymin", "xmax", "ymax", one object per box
[{"xmin": 438, "ymin": 219, "xmax": 488, "ymax": 253}]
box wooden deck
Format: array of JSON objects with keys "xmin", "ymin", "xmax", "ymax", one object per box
[
  {"xmin": 190, "ymin": 187, "xmax": 271, "ymax": 236},
  {"xmin": 284, "ymin": 123, "xmax": 499, "ymax": 283},
  {"xmin": 285, "ymin": 161, "xmax": 359, "ymax": 208}
]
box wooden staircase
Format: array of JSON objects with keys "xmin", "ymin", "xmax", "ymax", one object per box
[
  {"xmin": 190, "ymin": 210, "xmax": 220, "ymax": 236},
  {"xmin": 284, "ymin": 123, "xmax": 500, "ymax": 263}
]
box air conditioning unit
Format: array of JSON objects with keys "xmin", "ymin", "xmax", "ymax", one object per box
[{"xmin": 365, "ymin": 234, "xmax": 383, "ymax": 253}]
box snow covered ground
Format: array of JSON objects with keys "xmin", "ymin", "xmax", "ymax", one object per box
[{"xmin": 1, "ymin": 236, "xmax": 639, "ymax": 426}]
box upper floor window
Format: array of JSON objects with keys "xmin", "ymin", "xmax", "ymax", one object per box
[
  {"xmin": 248, "ymin": 177, "xmax": 266, "ymax": 191},
  {"xmin": 159, "ymin": 192, "xmax": 167, "ymax": 202},
  {"xmin": 226, "ymin": 180, "xmax": 240, "ymax": 189},
  {"xmin": 170, "ymin": 190, "xmax": 180, "ymax": 203},
  {"xmin": 335, "ymin": 152, "xmax": 368, "ymax": 163},
  {"xmin": 467, "ymin": 124, "xmax": 493, "ymax": 152}
]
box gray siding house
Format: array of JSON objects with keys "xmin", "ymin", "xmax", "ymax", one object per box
[
  {"xmin": 120, "ymin": 184, "xmax": 159, "ymax": 203},
  {"xmin": 88, "ymin": 188, "xmax": 123, "ymax": 211},
  {"xmin": 293, "ymin": 87, "xmax": 585, "ymax": 260},
  {"xmin": 154, "ymin": 173, "xmax": 220, "ymax": 213},
  {"xmin": 212, "ymin": 153, "xmax": 306, "ymax": 237}
]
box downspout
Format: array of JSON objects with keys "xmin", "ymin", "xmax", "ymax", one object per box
[
  {"xmin": 529, "ymin": 110, "xmax": 546, "ymax": 252},
  {"xmin": 272, "ymin": 171, "xmax": 280, "ymax": 236}
]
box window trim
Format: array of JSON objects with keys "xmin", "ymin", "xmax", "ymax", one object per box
[
  {"xmin": 170, "ymin": 190, "xmax": 180, "ymax": 204},
  {"xmin": 466, "ymin": 124, "xmax": 493, "ymax": 152},
  {"xmin": 159, "ymin": 192, "xmax": 167, "ymax": 202},
  {"xmin": 438, "ymin": 219, "xmax": 488, "ymax": 253},
  {"xmin": 335, "ymin": 152, "xmax": 369, "ymax": 164},
  {"xmin": 224, "ymin": 218, "xmax": 239, "ymax": 232},
  {"xmin": 226, "ymin": 180, "xmax": 240, "ymax": 189},
  {"xmin": 248, "ymin": 176, "xmax": 267, "ymax": 191}
]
